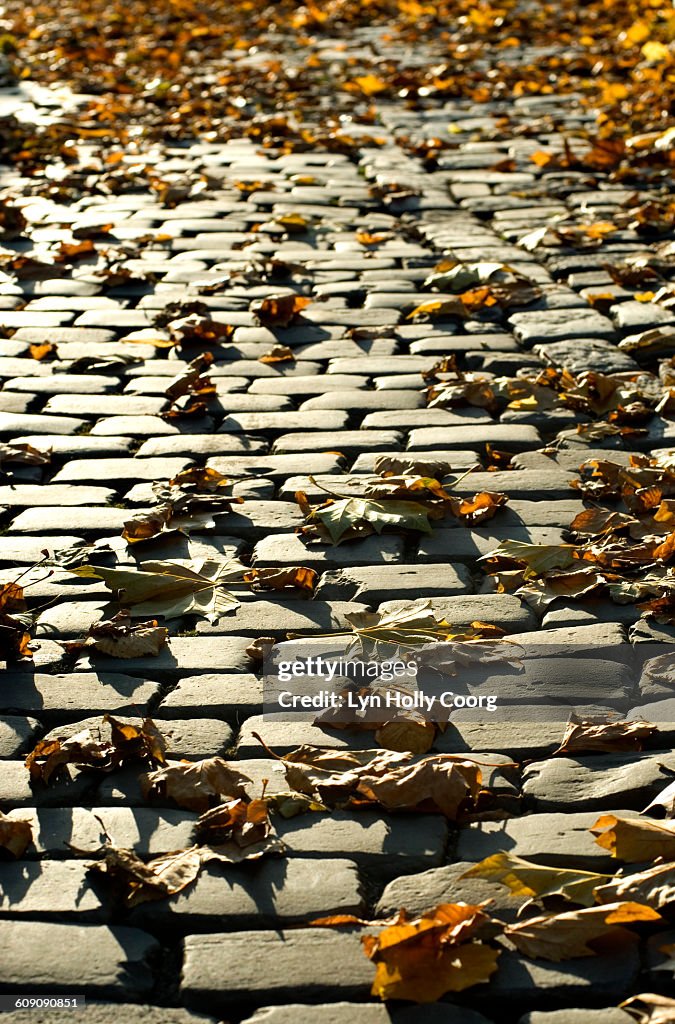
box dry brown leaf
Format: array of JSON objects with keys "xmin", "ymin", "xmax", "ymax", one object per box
[
  {"xmin": 362, "ymin": 902, "xmax": 499, "ymax": 1002},
  {"xmin": 505, "ymin": 902, "xmax": 661, "ymax": 961},
  {"xmin": 621, "ymin": 993, "xmax": 675, "ymax": 1024},
  {"xmin": 90, "ymin": 845, "xmax": 203, "ymax": 907},
  {"xmin": 68, "ymin": 610, "xmax": 168, "ymax": 658},
  {"xmin": 140, "ymin": 757, "xmax": 252, "ymax": 812},
  {"xmin": 194, "ymin": 797, "xmax": 285, "ymax": 860},
  {"xmin": 595, "ymin": 862, "xmax": 675, "ymax": 909},
  {"xmin": 258, "ymin": 344, "xmax": 296, "ymax": 364},
  {"xmin": 590, "ymin": 814, "xmax": 675, "ymax": 861},
  {"xmin": 552, "ymin": 714, "xmax": 658, "ymax": 756},
  {"xmin": 0, "ymin": 812, "xmax": 32, "ymax": 859},
  {"xmin": 252, "ymin": 294, "xmax": 311, "ymax": 327},
  {"xmin": 25, "ymin": 715, "xmax": 166, "ymax": 785},
  {"xmin": 243, "ymin": 566, "xmax": 317, "ymax": 593}
]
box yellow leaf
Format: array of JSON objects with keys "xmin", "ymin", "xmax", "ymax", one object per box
[
  {"xmin": 642, "ymin": 41, "xmax": 670, "ymax": 62},
  {"xmin": 352, "ymin": 75, "xmax": 389, "ymax": 96}
]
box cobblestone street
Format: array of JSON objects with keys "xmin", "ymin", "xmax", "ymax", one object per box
[{"xmin": 2, "ymin": 2, "xmax": 675, "ymax": 1022}]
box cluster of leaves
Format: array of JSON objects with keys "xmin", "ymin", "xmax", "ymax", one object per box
[
  {"xmin": 479, "ymin": 452, "xmax": 675, "ymax": 620},
  {"xmin": 295, "ymin": 471, "xmax": 507, "ymax": 546},
  {"xmin": 122, "ymin": 467, "xmax": 243, "ymax": 544}
]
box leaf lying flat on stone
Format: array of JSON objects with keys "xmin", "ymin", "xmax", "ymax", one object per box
[
  {"xmin": 63, "ymin": 610, "xmax": 168, "ymax": 659},
  {"xmin": 460, "ymin": 852, "xmax": 610, "ymax": 908},
  {"xmin": 244, "ymin": 566, "xmax": 317, "ymax": 593},
  {"xmin": 505, "ymin": 901, "xmax": 661, "ymax": 962},
  {"xmin": 140, "ymin": 757, "xmax": 252, "ymax": 812},
  {"xmin": 591, "ymin": 814, "xmax": 675, "ymax": 861},
  {"xmin": 552, "ymin": 713, "xmax": 658, "ymax": 756},
  {"xmin": 279, "ymin": 745, "xmax": 483, "ymax": 819},
  {"xmin": 296, "ymin": 490, "xmax": 436, "ymax": 544},
  {"xmin": 67, "ymin": 558, "xmax": 242, "ymax": 622}
]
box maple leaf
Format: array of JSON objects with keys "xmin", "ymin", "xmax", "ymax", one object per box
[
  {"xmin": 89, "ymin": 845, "xmax": 204, "ymax": 907},
  {"xmin": 481, "ymin": 540, "xmax": 579, "ymax": 578},
  {"xmin": 505, "ymin": 902, "xmax": 660, "ymax": 962},
  {"xmin": 460, "ymin": 853, "xmax": 609, "ymax": 908},
  {"xmin": 296, "ymin": 490, "xmax": 435, "ymax": 545},
  {"xmin": 590, "ymin": 814, "xmax": 675, "ymax": 861},
  {"xmin": 67, "ymin": 559, "xmax": 242, "ymax": 623},
  {"xmin": 362, "ymin": 903, "xmax": 499, "ymax": 1002},
  {"xmin": 140, "ymin": 757, "xmax": 252, "ymax": 812},
  {"xmin": 595, "ymin": 862, "xmax": 675, "ymax": 910}
]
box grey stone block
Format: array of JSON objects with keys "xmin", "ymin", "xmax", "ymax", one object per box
[{"xmin": 0, "ymin": 922, "xmax": 159, "ymax": 998}]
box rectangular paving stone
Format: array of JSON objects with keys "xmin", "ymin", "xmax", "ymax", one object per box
[
  {"xmin": 455, "ymin": 810, "xmax": 640, "ymax": 870},
  {"xmin": 0, "ymin": 485, "xmax": 116, "ymax": 507},
  {"xmin": 182, "ymin": 928, "xmax": 372, "ymax": 1010},
  {"xmin": 3, "ymin": 375, "xmax": 123, "ymax": 395},
  {"xmin": 207, "ymin": 454, "xmax": 344, "ymax": 478},
  {"xmin": 0, "ymin": 671, "xmax": 160, "ymax": 719},
  {"xmin": 273, "ymin": 430, "xmax": 403, "ymax": 455},
  {"xmin": 11, "ymin": 506, "xmax": 135, "ymax": 534},
  {"xmin": 522, "ymin": 751, "xmax": 675, "ymax": 812},
  {"xmin": 218, "ymin": 411, "xmax": 349, "ymax": 434},
  {"xmin": 88, "ymin": 636, "xmax": 252, "ymax": 677},
  {"xmin": 252, "ymin": 534, "xmax": 406, "ymax": 568},
  {"xmin": 196, "ymin": 599, "xmax": 366, "ymax": 637},
  {"xmin": 129, "ymin": 858, "xmax": 364, "ymax": 932},
  {"xmin": 407, "ymin": 424, "xmax": 541, "ymax": 452},
  {"xmin": 43, "ymin": 395, "xmax": 169, "ymax": 417},
  {"xmin": 157, "ymin": 674, "xmax": 263, "ymax": 721},
  {"xmin": 5, "ymin": 806, "xmax": 196, "ymax": 858},
  {"xmin": 11, "ymin": 435, "xmax": 135, "ymax": 457},
  {"xmin": 0, "ymin": 861, "xmax": 107, "ymax": 922},
  {"xmin": 314, "ymin": 564, "xmax": 472, "ymax": 603},
  {"xmin": 208, "ymin": 502, "xmax": 302, "ymax": 539},
  {"xmin": 0, "ymin": 922, "xmax": 158, "ymax": 998},
  {"xmin": 51, "ymin": 457, "xmax": 191, "ymax": 484},
  {"xmin": 0, "ymin": 412, "xmax": 88, "ymax": 436},
  {"xmin": 136, "ymin": 435, "xmax": 268, "ymax": 457},
  {"xmin": 376, "ymin": 594, "xmax": 538, "ymax": 632},
  {"xmin": 418, "ymin": 526, "xmax": 566, "ymax": 563}
]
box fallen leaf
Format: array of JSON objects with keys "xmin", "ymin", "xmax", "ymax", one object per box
[
  {"xmin": 67, "ymin": 559, "xmax": 242, "ymax": 623},
  {"xmin": 552, "ymin": 714, "xmax": 658, "ymax": 756},
  {"xmin": 621, "ymin": 993, "xmax": 675, "ymax": 1024},
  {"xmin": 89, "ymin": 845, "xmax": 203, "ymax": 907},
  {"xmin": 590, "ymin": 814, "xmax": 675, "ymax": 861},
  {"xmin": 296, "ymin": 491, "xmax": 436, "ymax": 545},
  {"xmin": 0, "ymin": 812, "xmax": 32, "ymax": 859},
  {"xmin": 29, "ymin": 342, "xmax": 57, "ymax": 361},
  {"xmin": 66, "ymin": 610, "xmax": 168, "ymax": 658},
  {"xmin": 243, "ymin": 566, "xmax": 317, "ymax": 593},
  {"xmin": 194, "ymin": 797, "xmax": 285, "ymax": 860},
  {"xmin": 140, "ymin": 757, "xmax": 252, "ymax": 812},
  {"xmin": 595, "ymin": 862, "xmax": 675, "ymax": 910},
  {"xmin": 460, "ymin": 852, "xmax": 610, "ymax": 907},
  {"xmin": 252, "ymin": 294, "xmax": 311, "ymax": 327},
  {"xmin": 258, "ymin": 344, "xmax": 295, "ymax": 364},
  {"xmin": 505, "ymin": 902, "xmax": 661, "ymax": 961},
  {"xmin": 362, "ymin": 902, "xmax": 499, "ymax": 1002}
]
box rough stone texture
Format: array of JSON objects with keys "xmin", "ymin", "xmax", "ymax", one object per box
[{"xmin": 0, "ymin": 923, "xmax": 159, "ymax": 997}]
